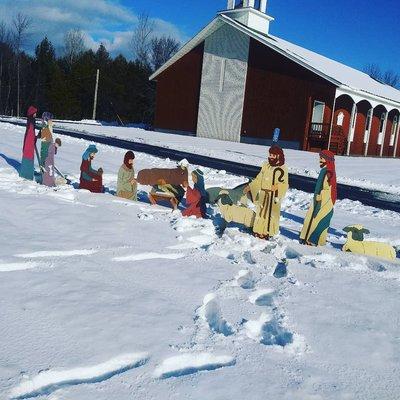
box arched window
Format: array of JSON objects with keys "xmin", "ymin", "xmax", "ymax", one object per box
[
  {"xmin": 390, "ymin": 115, "xmax": 398, "ymax": 146},
  {"xmin": 337, "ymin": 111, "xmax": 344, "ymax": 126}
]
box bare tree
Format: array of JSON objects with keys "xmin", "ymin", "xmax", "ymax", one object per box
[
  {"xmin": 150, "ymin": 36, "xmax": 180, "ymax": 71},
  {"xmin": 63, "ymin": 29, "xmax": 86, "ymax": 67},
  {"xmin": 12, "ymin": 13, "xmax": 31, "ymax": 117},
  {"xmin": 364, "ymin": 63, "xmax": 400, "ymax": 89},
  {"xmin": 364, "ymin": 63, "xmax": 382, "ymax": 81},
  {"xmin": 382, "ymin": 70, "xmax": 400, "ymax": 89},
  {"xmin": 130, "ymin": 13, "xmax": 154, "ymax": 66}
]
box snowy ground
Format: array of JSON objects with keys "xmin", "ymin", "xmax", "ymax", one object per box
[
  {"xmin": 2, "ymin": 116, "xmax": 400, "ymax": 195},
  {"xmin": 1, "ymin": 122, "xmax": 400, "ymax": 400}
]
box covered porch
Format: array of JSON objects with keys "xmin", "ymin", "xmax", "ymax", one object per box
[{"xmin": 306, "ymin": 88, "xmax": 400, "ymax": 157}]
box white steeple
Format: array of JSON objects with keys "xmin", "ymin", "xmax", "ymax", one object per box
[{"xmin": 223, "ymin": 0, "xmax": 274, "ymax": 34}]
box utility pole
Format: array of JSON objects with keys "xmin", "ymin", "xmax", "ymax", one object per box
[
  {"xmin": 17, "ymin": 57, "xmax": 20, "ymax": 117},
  {"xmin": 92, "ymin": 69, "xmax": 100, "ymax": 120}
]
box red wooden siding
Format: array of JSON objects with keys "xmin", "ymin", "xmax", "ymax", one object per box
[
  {"xmin": 154, "ymin": 44, "xmax": 204, "ymax": 134},
  {"xmin": 241, "ymin": 38, "xmax": 336, "ymax": 147}
]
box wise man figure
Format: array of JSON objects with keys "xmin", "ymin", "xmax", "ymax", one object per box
[
  {"xmin": 300, "ymin": 149, "xmax": 337, "ymax": 246},
  {"xmin": 218, "ymin": 145, "xmax": 289, "ymax": 240}
]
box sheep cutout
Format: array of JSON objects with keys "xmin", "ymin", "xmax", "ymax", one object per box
[{"xmin": 342, "ymin": 225, "xmax": 396, "ymax": 261}]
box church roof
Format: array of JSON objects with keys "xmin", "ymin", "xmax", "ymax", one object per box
[{"xmin": 150, "ymin": 13, "xmax": 400, "ymax": 108}]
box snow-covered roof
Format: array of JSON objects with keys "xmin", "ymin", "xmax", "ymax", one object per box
[{"xmin": 150, "ymin": 13, "xmax": 400, "ymax": 109}]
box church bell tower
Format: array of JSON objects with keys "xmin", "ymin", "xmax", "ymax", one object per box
[{"xmin": 223, "ymin": 0, "xmax": 274, "ymax": 34}]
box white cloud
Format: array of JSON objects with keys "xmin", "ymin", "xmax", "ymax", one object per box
[{"xmin": 0, "ymin": 0, "xmax": 187, "ymax": 58}]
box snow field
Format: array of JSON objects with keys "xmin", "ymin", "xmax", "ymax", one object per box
[{"xmin": 1, "ymin": 123, "xmax": 400, "ymax": 399}]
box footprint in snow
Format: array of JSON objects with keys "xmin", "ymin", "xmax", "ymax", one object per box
[
  {"xmin": 244, "ymin": 313, "xmax": 293, "ymax": 347},
  {"xmin": 234, "ymin": 269, "xmax": 255, "ymax": 289},
  {"xmin": 198, "ymin": 293, "xmax": 234, "ymax": 336},
  {"xmin": 249, "ymin": 288, "xmax": 275, "ymax": 307}
]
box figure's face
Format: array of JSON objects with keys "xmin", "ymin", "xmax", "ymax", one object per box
[
  {"xmin": 191, "ymin": 173, "xmax": 198, "ymax": 184},
  {"xmin": 33, "ymin": 113, "xmax": 37, "ymax": 118},
  {"xmin": 129, "ymin": 158, "xmax": 134, "ymax": 165},
  {"xmin": 90, "ymin": 153, "xmax": 96, "ymax": 160},
  {"xmin": 319, "ymin": 157, "xmax": 326, "ymax": 168},
  {"xmin": 268, "ymin": 153, "xmax": 278, "ymax": 165}
]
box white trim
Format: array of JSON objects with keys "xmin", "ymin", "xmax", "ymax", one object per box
[{"xmin": 335, "ymin": 86, "xmax": 400, "ymax": 115}]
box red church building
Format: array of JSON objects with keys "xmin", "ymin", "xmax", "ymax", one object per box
[{"xmin": 150, "ymin": 0, "xmax": 400, "ymax": 157}]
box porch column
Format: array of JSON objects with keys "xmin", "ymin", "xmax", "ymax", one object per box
[
  {"xmin": 378, "ymin": 112, "xmax": 389, "ymax": 157},
  {"xmin": 393, "ymin": 115, "xmax": 400, "ymax": 157},
  {"xmin": 346, "ymin": 103, "xmax": 357, "ymax": 156},
  {"xmin": 364, "ymin": 108, "xmax": 373, "ymax": 157}
]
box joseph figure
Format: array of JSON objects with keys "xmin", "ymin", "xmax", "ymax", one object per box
[{"xmin": 218, "ymin": 145, "xmax": 289, "ymax": 240}]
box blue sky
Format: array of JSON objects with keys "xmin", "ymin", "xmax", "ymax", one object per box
[
  {"xmin": 1, "ymin": 0, "xmax": 399, "ymax": 74},
  {"xmin": 125, "ymin": 0, "xmax": 400, "ymax": 73}
]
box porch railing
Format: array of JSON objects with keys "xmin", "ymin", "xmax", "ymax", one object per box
[
  {"xmin": 308, "ymin": 122, "xmax": 330, "ymax": 147},
  {"xmin": 307, "ymin": 123, "xmax": 347, "ymax": 155}
]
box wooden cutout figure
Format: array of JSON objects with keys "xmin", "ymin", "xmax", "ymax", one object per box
[
  {"xmin": 207, "ymin": 182, "xmax": 249, "ymax": 206},
  {"xmin": 140, "ymin": 160, "xmax": 189, "ymax": 210},
  {"xmin": 39, "ymin": 112, "xmax": 54, "ymax": 167},
  {"xmin": 19, "ymin": 106, "xmax": 38, "ymax": 180},
  {"xmin": 218, "ymin": 145, "xmax": 289, "ymax": 239},
  {"xmin": 300, "ymin": 150, "xmax": 337, "ymax": 246},
  {"xmin": 117, "ymin": 151, "xmax": 137, "ymax": 201},
  {"xmin": 343, "ymin": 225, "xmax": 396, "ymax": 260},
  {"xmin": 182, "ymin": 169, "xmax": 207, "ymax": 218},
  {"xmin": 42, "ymin": 138, "xmax": 62, "ymax": 187},
  {"xmin": 79, "ymin": 145, "xmax": 103, "ymax": 193}
]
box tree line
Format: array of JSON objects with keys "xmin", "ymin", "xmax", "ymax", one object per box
[{"xmin": 0, "ymin": 13, "xmax": 180, "ymax": 125}]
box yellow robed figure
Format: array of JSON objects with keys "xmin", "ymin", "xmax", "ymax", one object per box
[{"xmin": 219, "ymin": 145, "xmax": 289, "ymax": 239}]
